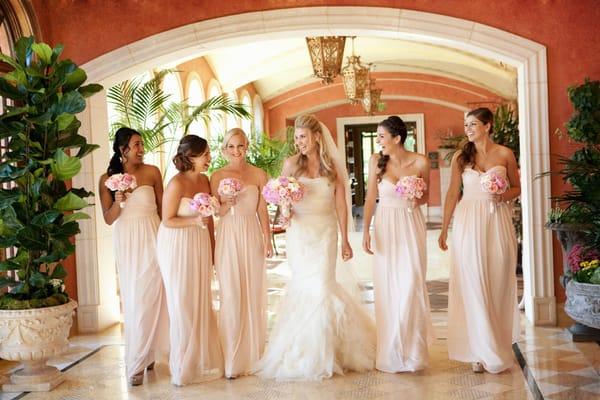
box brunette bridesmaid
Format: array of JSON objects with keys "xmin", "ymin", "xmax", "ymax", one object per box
[
  {"xmin": 156, "ymin": 135, "xmax": 223, "ymax": 385},
  {"xmin": 362, "ymin": 116, "xmax": 433, "ymax": 372},
  {"xmin": 210, "ymin": 128, "xmax": 273, "ymax": 379},
  {"xmin": 439, "ymin": 107, "xmax": 521, "ymax": 373},
  {"xmin": 98, "ymin": 127, "xmax": 169, "ymax": 386}
]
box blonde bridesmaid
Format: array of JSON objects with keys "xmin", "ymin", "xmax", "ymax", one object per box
[
  {"xmin": 98, "ymin": 127, "xmax": 169, "ymax": 386},
  {"xmin": 210, "ymin": 128, "xmax": 273, "ymax": 379},
  {"xmin": 439, "ymin": 107, "xmax": 521, "ymax": 373},
  {"xmin": 362, "ymin": 116, "xmax": 433, "ymax": 372},
  {"xmin": 156, "ymin": 135, "xmax": 223, "ymax": 385}
]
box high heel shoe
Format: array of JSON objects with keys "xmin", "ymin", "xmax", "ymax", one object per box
[
  {"xmin": 471, "ymin": 362, "xmax": 484, "ymax": 373},
  {"xmin": 146, "ymin": 362, "xmax": 155, "ymax": 371},
  {"xmin": 129, "ymin": 371, "xmax": 144, "ymax": 386}
]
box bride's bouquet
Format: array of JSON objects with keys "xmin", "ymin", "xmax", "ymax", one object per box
[
  {"xmin": 480, "ymin": 172, "xmax": 508, "ymax": 213},
  {"xmin": 395, "ymin": 175, "xmax": 427, "ymax": 213},
  {"xmin": 262, "ymin": 176, "xmax": 304, "ymax": 227},
  {"xmin": 189, "ymin": 192, "xmax": 220, "ymax": 229},
  {"xmin": 218, "ymin": 178, "xmax": 243, "ymax": 215},
  {"xmin": 104, "ymin": 173, "xmax": 138, "ymax": 208}
]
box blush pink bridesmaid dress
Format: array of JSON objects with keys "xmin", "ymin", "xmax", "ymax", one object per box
[
  {"xmin": 156, "ymin": 196, "xmax": 223, "ymax": 385},
  {"xmin": 448, "ymin": 165, "xmax": 520, "ymax": 373},
  {"xmin": 215, "ymin": 185, "xmax": 267, "ymax": 378},
  {"xmin": 373, "ymin": 178, "xmax": 433, "ymax": 372}
]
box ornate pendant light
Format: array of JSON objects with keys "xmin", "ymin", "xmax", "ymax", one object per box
[
  {"xmin": 305, "ymin": 36, "xmax": 346, "ymax": 84},
  {"xmin": 362, "ymin": 68, "xmax": 383, "ymax": 115},
  {"xmin": 341, "ymin": 37, "xmax": 369, "ymax": 104}
]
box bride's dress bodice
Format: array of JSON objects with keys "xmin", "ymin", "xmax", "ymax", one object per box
[{"xmin": 292, "ymin": 177, "xmax": 336, "ymax": 218}]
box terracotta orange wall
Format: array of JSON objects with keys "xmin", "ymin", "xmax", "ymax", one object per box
[{"xmin": 30, "ymin": 1, "xmax": 600, "ymax": 301}]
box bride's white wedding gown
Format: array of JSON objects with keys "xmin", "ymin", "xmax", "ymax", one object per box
[{"xmin": 255, "ymin": 176, "xmax": 376, "ymax": 381}]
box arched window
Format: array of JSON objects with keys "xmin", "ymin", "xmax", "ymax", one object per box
[
  {"xmin": 207, "ymin": 80, "xmax": 224, "ymax": 139},
  {"xmin": 240, "ymin": 91, "xmax": 253, "ymax": 138},
  {"xmin": 253, "ymin": 95, "xmax": 264, "ymax": 136},
  {"xmin": 187, "ymin": 75, "xmax": 207, "ymax": 139},
  {"xmin": 162, "ymin": 72, "xmax": 184, "ymax": 182},
  {"xmin": 225, "ymin": 91, "xmax": 240, "ymax": 132}
]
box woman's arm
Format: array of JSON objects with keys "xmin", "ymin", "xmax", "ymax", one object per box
[
  {"xmin": 98, "ymin": 174, "xmax": 124, "ymax": 225},
  {"xmin": 161, "ymin": 177, "xmax": 202, "ymax": 228},
  {"xmin": 497, "ymin": 146, "xmax": 521, "ymax": 203},
  {"xmin": 210, "ymin": 171, "xmax": 232, "ymax": 217},
  {"xmin": 334, "ymin": 170, "xmax": 353, "ymax": 261},
  {"xmin": 362, "ymin": 154, "xmax": 380, "ymax": 254},
  {"xmin": 151, "ymin": 166, "xmax": 164, "ymax": 219},
  {"xmin": 256, "ymin": 169, "xmax": 274, "ymax": 258},
  {"xmin": 416, "ymin": 155, "xmax": 431, "ymax": 206},
  {"xmin": 438, "ymin": 151, "xmax": 463, "ymax": 251}
]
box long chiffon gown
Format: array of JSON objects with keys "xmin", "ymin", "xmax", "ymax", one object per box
[
  {"xmin": 448, "ymin": 165, "xmax": 520, "ymax": 373},
  {"xmin": 215, "ymin": 185, "xmax": 267, "ymax": 378},
  {"xmin": 112, "ymin": 185, "xmax": 169, "ymax": 380},
  {"xmin": 255, "ymin": 177, "xmax": 376, "ymax": 381},
  {"xmin": 373, "ymin": 179, "xmax": 433, "ymax": 372},
  {"xmin": 156, "ymin": 197, "xmax": 223, "ymax": 385}
]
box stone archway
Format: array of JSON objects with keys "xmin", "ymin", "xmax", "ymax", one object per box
[{"xmin": 74, "ymin": 6, "xmax": 554, "ymax": 332}]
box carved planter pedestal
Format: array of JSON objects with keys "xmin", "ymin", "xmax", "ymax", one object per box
[{"xmin": 0, "ymin": 300, "xmax": 77, "ymax": 392}]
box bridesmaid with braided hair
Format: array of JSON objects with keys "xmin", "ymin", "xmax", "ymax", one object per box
[
  {"xmin": 98, "ymin": 127, "xmax": 169, "ymax": 386},
  {"xmin": 362, "ymin": 116, "xmax": 433, "ymax": 372}
]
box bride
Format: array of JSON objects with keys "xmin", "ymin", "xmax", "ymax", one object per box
[{"xmin": 254, "ymin": 114, "xmax": 376, "ymax": 381}]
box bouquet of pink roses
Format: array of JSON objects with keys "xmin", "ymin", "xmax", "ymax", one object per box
[
  {"xmin": 104, "ymin": 173, "xmax": 138, "ymax": 208},
  {"xmin": 218, "ymin": 178, "xmax": 243, "ymax": 215},
  {"xmin": 395, "ymin": 175, "xmax": 427, "ymax": 212},
  {"xmin": 262, "ymin": 176, "xmax": 304, "ymax": 226},
  {"xmin": 189, "ymin": 192, "xmax": 220, "ymax": 229},
  {"xmin": 480, "ymin": 172, "xmax": 508, "ymax": 213}
]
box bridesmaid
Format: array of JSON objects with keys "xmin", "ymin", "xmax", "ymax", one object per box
[
  {"xmin": 98, "ymin": 127, "xmax": 169, "ymax": 386},
  {"xmin": 156, "ymin": 135, "xmax": 223, "ymax": 385},
  {"xmin": 362, "ymin": 116, "xmax": 433, "ymax": 372},
  {"xmin": 438, "ymin": 107, "xmax": 521, "ymax": 373},
  {"xmin": 210, "ymin": 128, "xmax": 273, "ymax": 379}
]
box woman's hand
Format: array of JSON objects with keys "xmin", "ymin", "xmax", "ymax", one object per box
[
  {"xmin": 264, "ymin": 242, "xmax": 274, "ymax": 258},
  {"xmin": 195, "ymin": 215, "xmax": 210, "ymax": 227},
  {"xmin": 221, "ymin": 194, "xmax": 237, "ymax": 206},
  {"xmin": 438, "ymin": 230, "xmax": 448, "ymax": 251},
  {"xmin": 362, "ymin": 231, "xmax": 373, "ymax": 255},
  {"xmin": 341, "ymin": 240, "xmax": 353, "ymax": 261},
  {"xmin": 114, "ymin": 190, "xmax": 125, "ymax": 204},
  {"xmin": 491, "ymin": 193, "xmax": 505, "ymax": 203}
]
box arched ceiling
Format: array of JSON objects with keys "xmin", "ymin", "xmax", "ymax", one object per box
[{"xmin": 204, "ymin": 36, "xmax": 517, "ymax": 102}]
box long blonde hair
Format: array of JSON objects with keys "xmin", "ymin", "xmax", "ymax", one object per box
[{"xmin": 294, "ymin": 114, "xmax": 336, "ymax": 182}]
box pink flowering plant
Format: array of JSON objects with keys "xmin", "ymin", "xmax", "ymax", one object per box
[
  {"xmin": 262, "ymin": 176, "xmax": 304, "ymax": 226},
  {"xmin": 480, "ymin": 172, "xmax": 509, "ymax": 213},
  {"xmin": 218, "ymin": 178, "xmax": 243, "ymax": 215},
  {"xmin": 104, "ymin": 173, "xmax": 138, "ymax": 208},
  {"xmin": 189, "ymin": 192, "xmax": 220, "ymax": 229},
  {"xmin": 395, "ymin": 175, "xmax": 427, "ymax": 212},
  {"xmin": 567, "ymin": 244, "xmax": 600, "ymax": 284}
]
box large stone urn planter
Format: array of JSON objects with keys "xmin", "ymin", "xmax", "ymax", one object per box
[
  {"xmin": 0, "ymin": 299, "xmax": 77, "ymax": 392},
  {"xmin": 565, "ymin": 281, "xmax": 600, "ymax": 329}
]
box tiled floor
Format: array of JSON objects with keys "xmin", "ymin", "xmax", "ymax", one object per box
[{"xmin": 0, "ymin": 230, "xmax": 598, "ymax": 399}]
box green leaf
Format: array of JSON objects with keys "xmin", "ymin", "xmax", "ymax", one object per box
[
  {"xmin": 55, "ymin": 192, "xmax": 88, "ymax": 211},
  {"xmin": 50, "ymin": 264, "xmax": 67, "ymax": 279},
  {"xmin": 78, "ymin": 83, "xmax": 103, "ymax": 98},
  {"xmin": 31, "ymin": 43, "xmax": 52, "ymax": 65},
  {"xmin": 51, "ymin": 149, "xmax": 81, "ymax": 180},
  {"xmin": 62, "ymin": 212, "xmax": 90, "ymax": 224},
  {"xmin": 63, "ymin": 68, "xmax": 87, "ymax": 92},
  {"xmin": 56, "ymin": 113, "xmax": 75, "ymax": 131},
  {"xmin": 15, "ymin": 37, "xmax": 33, "ymax": 67},
  {"xmin": 0, "ymin": 78, "xmax": 26, "ymax": 100},
  {"xmin": 52, "ymin": 91, "xmax": 86, "ymax": 115},
  {"xmin": 51, "ymin": 43, "xmax": 64, "ymax": 63},
  {"xmin": 52, "ymin": 221, "xmax": 80, "ymax": 239},
  {"xmin": 29, "ymin": 271, "xmax": 47, "ymax": 288},
  {"xmin": 76, "ymin": 143, "xmax": 100, "ymax": 159},
  {"xmin": 31, "ymin": 210, "xmax": 62, "ymax": 226},
  {"xmin": 0, "ymin": 249, "xmax": 29, "ymax": 271},
  {"xmin": 16, "ymin": 226, "xmax": 47, "ymax": 250},
  {"xmin": 0, "ymin": 53, "xmax": 18, "ymax": 69},
  {"xmin": 4, "ymin": 69, "xmax": 27, "ymax": 86},
  {"xmin": 0, "ymin": 276, "xmax": 17, "ymax": 289}
]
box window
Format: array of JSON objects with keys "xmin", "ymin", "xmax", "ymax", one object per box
[
  {"xmin": 225, "ymin": 91, "xmax": 240, "ymax": 132},
  {"xmin": 253, "ymin": 95, "xmax": 264, "ymax": 136},
  {"xmin": 207, "ymin": 81, "xmax": 224, "ymax": 139},
  {"xmin": 240, "ymin": 91, "xmax": 253, "ymax": 137},
  {"xmin": 187, "ymin": 76, "xmax": 207, "ymax": 139},
  {"xmin": 162, "ymin": 73, "xmax": 183, "ymax": 182}
]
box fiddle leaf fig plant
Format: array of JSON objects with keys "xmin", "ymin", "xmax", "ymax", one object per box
[{"xmin": 0, "ymin": 37, "xmax": 102, "ymax": 309}]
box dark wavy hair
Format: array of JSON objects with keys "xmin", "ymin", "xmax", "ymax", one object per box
[
  {"xmin": 173, "ymin": 135, "xmax": 208, "ymax": 172},
  {"xmin": 457, "ymin": 107, "xmax": 494, "ymax": 171},
  {"xmin": 107, "ymin": 127, "xmax": 141, "ymax": 176},
  {"xmin": 376, "ymin": 116, "xmax": 407, "ymax": 182}
]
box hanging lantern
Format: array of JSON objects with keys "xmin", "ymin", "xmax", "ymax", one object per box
[
  {"xmin": 341, "ymin": 38, "xmax": 368, "ymax": 104},
  {"xmin": 305, "ymin": 36, "xmax": 346, "ymax": 84},
  {"xmin": 362, "ymin": 79, "xmax": 382, "ymax": 115}
]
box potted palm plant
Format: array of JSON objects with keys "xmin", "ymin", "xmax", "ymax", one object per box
[
  {"xmin": 546, "ymin": 78, "xmax": 600, "ymax": 340},
  {"xmin": 0, "ymin": 37, "xmax": 102, "ymax": 390}
]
